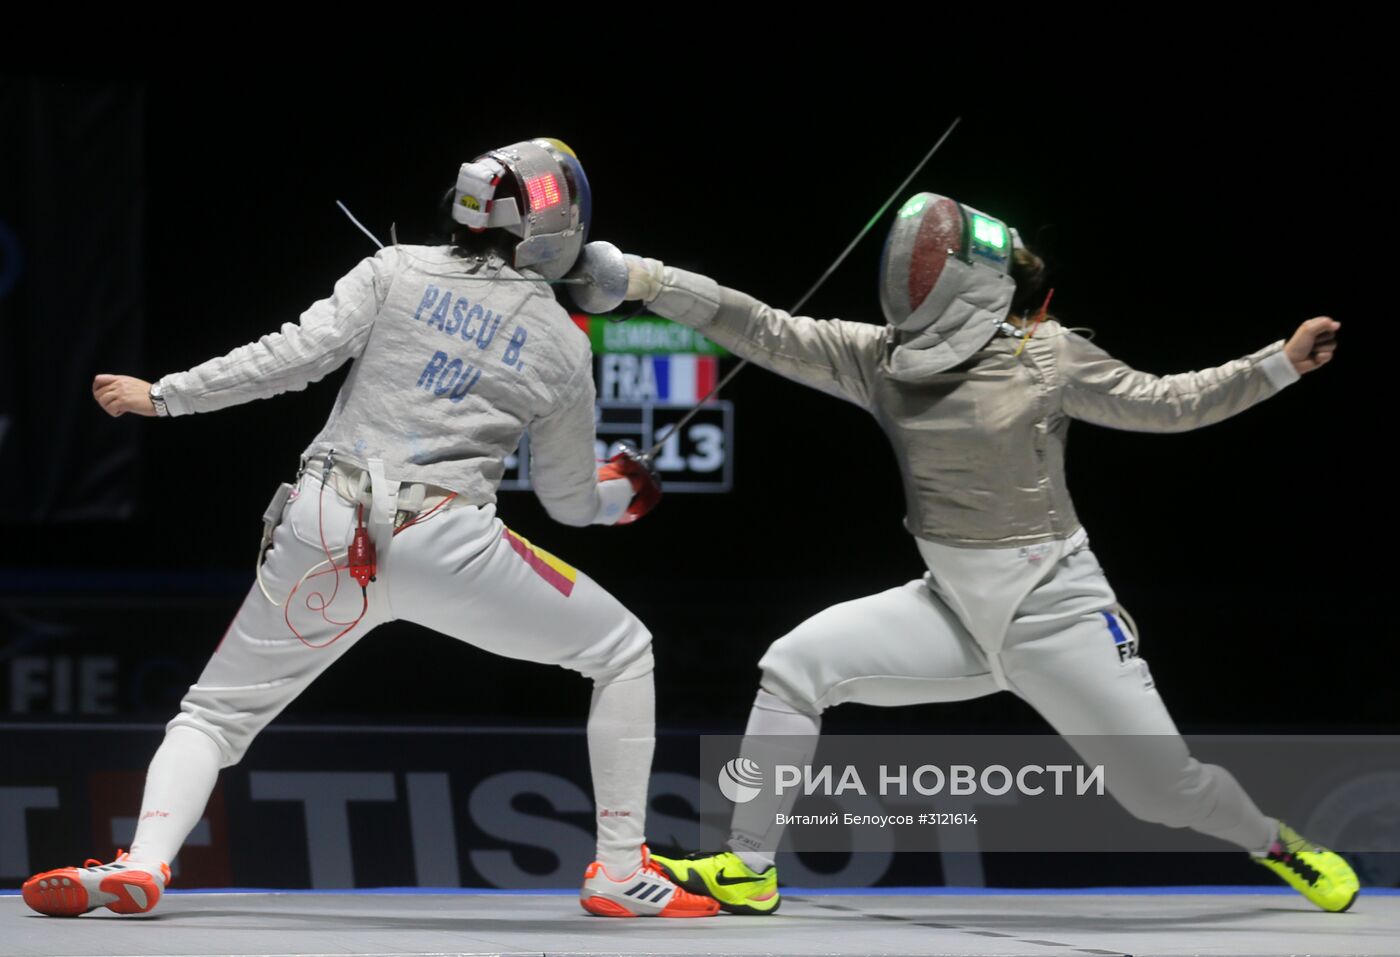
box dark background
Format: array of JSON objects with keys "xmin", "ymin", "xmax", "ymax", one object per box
[
  {"xmin": 1, "ymin": 71, "xmax": 1392, "ymax": 886},
  {"xmin": 2, "ymin": 73, "xmax": 1389, "ymax": 727}
]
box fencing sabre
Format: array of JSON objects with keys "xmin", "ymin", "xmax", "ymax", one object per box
[{"xmin": 643, "ymin": 116, "xmax": 963, "ymax": 461}]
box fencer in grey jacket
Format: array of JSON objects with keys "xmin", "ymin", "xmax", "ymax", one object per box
[
  {"xmin": 641, "ymin": 263, "xmax": 1301, "ymax": 548},
  {"xmin": 627, "ymin": 257, "xmax": 1346, "ymax": 874}
]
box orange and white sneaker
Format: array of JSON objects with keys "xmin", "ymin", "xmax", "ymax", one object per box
[
  {"xmin": 22, "ymin": 851, "xmax": 170, "ymax": 917},
  {"xmin": 580, "ymin": 846, "xmax": 720, "ymax": 918}
]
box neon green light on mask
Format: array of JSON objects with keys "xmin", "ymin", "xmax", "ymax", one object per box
[
  {"xmin": 898, "ymin": 195, "xmax": 930, "ymax": 219},
  {"xmin": 971, "ymin": 213, "xmax": 1006, "ymax": 248}
]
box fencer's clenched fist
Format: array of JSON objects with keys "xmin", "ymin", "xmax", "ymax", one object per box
[
  {"xmin": 92, "ymin": 374, "xmax": 157, "ymax": 417},
  {"xmin": 1285, "ymin": 317, "xmax": 1340, "ymax": 374}
]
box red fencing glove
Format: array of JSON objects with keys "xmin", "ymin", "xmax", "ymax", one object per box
[{"xmin": 596, "ymin": 441, "xmax": 662, "ymax": 525}]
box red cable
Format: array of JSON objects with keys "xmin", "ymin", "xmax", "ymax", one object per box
[
  {"xmin": 283, "ymin": 475, "xmax": 369, "ymax": 648},
  {"xmin": 393, "ymin": 492, "xmax": 458, "ymax": 535},
  {"xmin": 284, "ymin": 581, "xmax": 367, "ymax": 649},
  {"xmin": 301, "ymin": 491, "xmax": 360, "ymax": 626},
  {"xmin": 284, "ymin": 478, "xmax": 459, "ymax": 648}
]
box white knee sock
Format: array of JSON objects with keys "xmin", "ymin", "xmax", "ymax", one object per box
[
  {"xmin": 728, "ymin": 688, "xmax": 821, "ymax": 873},
  {"xmin": 127, "ymin": 726, "xmax": 222, "ymax": 866},
  {"xmin": 588, "ymin": 670, "xmax": 654, "ymax": 877},
  {"xmin": 1186, "ymin": 763, "xmax": 1275, "ymax": 853},
  {"xmin": 1249, "ymin": 817, "xmax": 1282, "ymax": 857}
]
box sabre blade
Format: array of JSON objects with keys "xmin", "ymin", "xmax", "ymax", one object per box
[
  {"xmin": 644, "ymin": 117, "xmax": 963, "ymax": 460},
  {"xmin": 336, "ymin": 200, "xmax": 385, "ymax": 250},
  {"xmin": 788, "ymin": 117, "xmax": 961, "ymax": 317}
]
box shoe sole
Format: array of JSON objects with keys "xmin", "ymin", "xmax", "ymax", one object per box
[
  {"xmin": 651, "ymin": 860, "xmax": 780, "ymax": 916},
  {"xmin": 581, "ymin": 895, "xmax": 637, "ymax": 918},
  {"xmin": 579, "ymin": 894, "xmax": 719, "ymax": 918},
  {"xmin": 1258, "ymin": 859, "xmax": 1360, "ymax": 913},
  {"xmin": 1306, "ymin": 879, "xmax": 1360, "ymax": 914},
  {"xmin": 22, "ymin": 870, "xmax": 162, "ymax": 917}
]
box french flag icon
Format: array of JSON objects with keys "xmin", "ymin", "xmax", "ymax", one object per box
[{"xmin": 653, "ymin": 355, "xmax": 718, "ymax": 404}]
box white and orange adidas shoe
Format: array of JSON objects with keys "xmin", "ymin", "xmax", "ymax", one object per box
[
  {"xmin": 22, "ymin": 851, "xmax": 170, "ymax": 917},
  {"xmin": 580, "ymin": 846, "xmax": 720, "ymax": 918}
]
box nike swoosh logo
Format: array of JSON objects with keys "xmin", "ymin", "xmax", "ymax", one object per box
[{"xmin": 714, "ymin": 868, "xmax": 765, "ymax": 886}]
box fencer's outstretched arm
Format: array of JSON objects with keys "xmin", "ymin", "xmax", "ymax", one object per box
[
  {"xmin": 528, "ymin": 360, "xmax": 635, "ymax": 527},
  {"xmin": 627, "ymin": 258, "xmax": 883, "ymax": 407},
  {"xmin": 1057, "ymin": 317, "xmax": 1338, "ymax": 433},
  {"xmin": 152, "ymin": 251, "xmax": 397, "ymax": 417},
  {"xmin": 93, "ymin": 374, "xmax": 157, "ymax": 416}
]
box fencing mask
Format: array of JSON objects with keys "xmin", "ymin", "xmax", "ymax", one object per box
[
  {"xmin": 450, "ymin": 137, "xmax": 592, "ymax": 280},
  {"xmin": 879, "ymin": 193, "xmax": 1016, "ymax": 377}
]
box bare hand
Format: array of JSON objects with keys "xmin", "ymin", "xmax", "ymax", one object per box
[
  {"xmin": 1284, "ymin": 317, "xmax": 1340, "ymax": 374},
  {"xmin": 93, "ymin": 374, "xmax": 157, "ymax": 417}
]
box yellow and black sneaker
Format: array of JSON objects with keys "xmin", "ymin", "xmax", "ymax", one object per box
[
  {"xmin": 1254, "ymin": 822, "xmax": 1360, "ymax": 912},
  {"xmin": 648, "ymin": 850, "xmax": 780, "ymax": 915}
]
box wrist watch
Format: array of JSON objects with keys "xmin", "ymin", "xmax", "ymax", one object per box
[{"xmin": 149, "ymin": 381, "xmax": 169, "ymax": 418}]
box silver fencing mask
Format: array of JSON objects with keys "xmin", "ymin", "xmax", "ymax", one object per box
[
  {"xmin": 879, "ymin": 193, "xmax": 1016, "ymax": 378},
  {"xmin": 451, "ymin": 138, "xmax": 592, "ymax": 280}
]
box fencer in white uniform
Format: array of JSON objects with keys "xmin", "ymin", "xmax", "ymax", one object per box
[
  {"xmin": 627, "ymin": 193, "xmax": 1358, "ymax": 914},
  {"xmin": 23, "ymin": 139, "xmax": 717, "ymax": 920}
]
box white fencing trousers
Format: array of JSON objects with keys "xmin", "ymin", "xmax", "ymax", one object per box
[
  {"xmin": 146, "ymin": 468, "xmax": 655, "ymax": 870},
  {"xmin": 747, "ymin": 544, "xmax": 1275, "ymax": 854}
]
